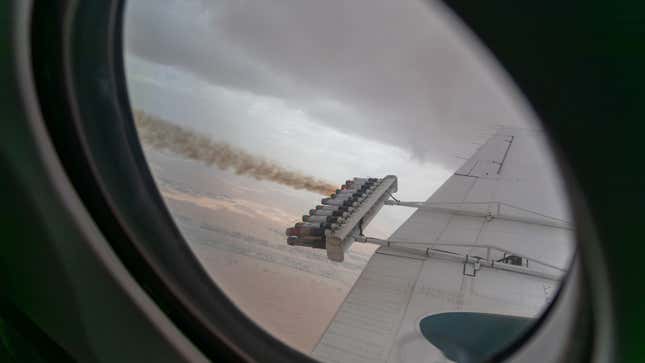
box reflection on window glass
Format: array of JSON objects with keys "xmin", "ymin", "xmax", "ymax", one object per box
[
  {"xmin": 124, "ymin": 0, "xmax": 574, "ymax": 361},
  {"xmin": 419, "ymin": 313, "xmax": 533, "ymax": 363}
]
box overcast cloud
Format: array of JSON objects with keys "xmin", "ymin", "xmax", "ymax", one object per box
[{"xmin": 124, "ymin": 0, "xmax": 538, "ymax": 168}]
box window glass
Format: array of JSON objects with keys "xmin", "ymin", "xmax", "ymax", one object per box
[{"xmin": 124, "ymin": 1, "xmax": 574, "ymax": 361}]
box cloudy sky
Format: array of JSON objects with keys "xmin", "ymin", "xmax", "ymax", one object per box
[{"xmin": 123, "ymin": 0, "xmax": 540, "ymax": 234}]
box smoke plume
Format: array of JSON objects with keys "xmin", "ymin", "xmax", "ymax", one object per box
[{"xmin": 133, "ymin": 110, "xmax": 338, "ymax": 195}]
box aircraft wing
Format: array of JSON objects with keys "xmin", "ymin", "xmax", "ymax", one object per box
[{"xmin": 312, "ymin": 127, "xmax": 574, "ymax": 363}]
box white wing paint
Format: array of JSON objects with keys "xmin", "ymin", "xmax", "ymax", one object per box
[{"xmin": 312, "ymin": 127, "xmax": 574, "ymax": 363}]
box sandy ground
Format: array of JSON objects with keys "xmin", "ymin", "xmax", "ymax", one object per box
[
  {"xmin": 138, "ymin": 150, "xmax": 375, "ymax": 353},
  {"xmin": 190, "ymin": 244, "xmax": 349, "ymax": 353},
  {"xmin": 142, "ymin": 147, "xmax": 377, "ymax": 354},
  {"xmin": 163, "ymin": 193, "xmax": 373, "ymax": 353}
]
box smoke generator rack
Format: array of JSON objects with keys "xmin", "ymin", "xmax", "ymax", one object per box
[{"xmin": 286, "ymin": 175, "xmax": 397, "ymax": 262}]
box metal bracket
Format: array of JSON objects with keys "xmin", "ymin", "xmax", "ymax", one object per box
[{"xmin": 463, "ymin": 255, "xmax": 482, "ymax": 277}]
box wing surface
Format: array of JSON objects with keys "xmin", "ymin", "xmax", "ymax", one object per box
[
  {"xmin": 389, "ymin": 127, "xmax": 573, "ymax": 269},
  {"xmin": 312, "ymin": 127, "xmax": 574, "ymax": 363}
]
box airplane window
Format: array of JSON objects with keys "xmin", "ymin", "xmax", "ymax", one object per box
[{"xmin": 123, "ymin": 0, "xmax": 575, "ymax": 362}]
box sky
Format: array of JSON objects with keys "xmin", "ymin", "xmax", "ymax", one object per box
[
  {"xmin": 123, "ymin": 0, "xmax": 544, "ymax": 237},
  {"xmin": 124, "ymin": 0, "xmax": 535, "ymax": 163}
]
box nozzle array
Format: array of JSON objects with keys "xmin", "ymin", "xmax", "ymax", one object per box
[{"xmin": 286, "ymin": 178, "xmax": 381, "ymax": 248}]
